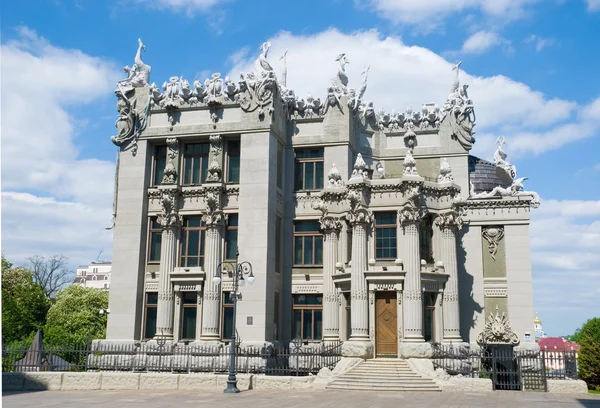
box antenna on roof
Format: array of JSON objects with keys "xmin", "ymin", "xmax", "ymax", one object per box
[{"xmin": 95, "ymin": 250, "xmax": 103, "ymax": 263}]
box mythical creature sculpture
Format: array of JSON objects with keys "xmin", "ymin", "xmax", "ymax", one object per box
[
  {"xmin": 476, "ymin": 306, "xmax": 519, "ymax": 346},
  {"xmin": 332, "ymin": 53, "xmax": 349, "ymax": 95},
  {"xmin": 470, "ymin": 178, "xmax": 540, "ymax": 208},
  {"xmin": 116, "ymin": 38, "xmax": 151, "ymax": 96},
  {"xmin": 350, "ymin": 65, "xmax": 370, "ymax": 115},
  {"xmin": 179, "ymin": 79, "xmax": 194, "ymax": 103},
  {"xmin": 224, "ymin": 76, "xmax": 238, "ymax": 99},
  {"xmin": 439, "ymin": 62, "xmax": 476, "ymax": 151},
  {"xmin": 493, "ymin": 136, "xmax": 517, "ymax": 180},
  {"xmin": 163, "ymin": 76, "xmax": 181, "ymax": 101},
  {"xmin": 205, "ymin": 73, "xmax": 224, "ymax": 104}
]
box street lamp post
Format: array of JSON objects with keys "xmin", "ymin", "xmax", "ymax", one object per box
[{"xmin": 213, "ymin": 249, "xmax": 255, "ymax": 394}]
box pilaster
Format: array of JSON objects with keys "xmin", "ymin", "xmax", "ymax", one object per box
[
  {"xmin": 201, "ymin": 185, "xmax": 225, "ymax": 340},
  {"xmin": 436, "ymin": 211, "xmax": 463, "ymax": 342},
  {"xmin": 320, "ymin": 215, "xmax": 343, "ymax": 341}
]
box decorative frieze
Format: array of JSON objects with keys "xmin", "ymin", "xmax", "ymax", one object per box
[{"xmin": 484, "ymin": 288, "xmax": 508, "ymax": 297}]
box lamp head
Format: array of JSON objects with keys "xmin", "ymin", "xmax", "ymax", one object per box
[
  {"xmin": 213, "ymin": 275, "xmax": 221, "ymax": 285},
  {"xmin": 247, "ymin": 273, "xmax": 256, "ymax": 285}
]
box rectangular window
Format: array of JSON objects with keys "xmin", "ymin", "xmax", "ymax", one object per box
[
  {"xmin": 275, "ymin": 216, "xmax": 282, "ymax": 273},
  {"xmin": 420, "ymin": 215, "xmax": 434, "ymax": 264},
  {"xmin": 227, "ymin": 140, "xmax": 240, "ymax": 184},
  {"xmin": 375, "ymin": 212, "xmax": 397, "ymax": 259},
  {"xmin": 148, "ymin": 218, "xmax": 162, "ymax": 262},
  {"xmin": 180, "ymin": 216, "xmax": 206, "ymax": 267},
  {"xmin": 346, "ymin": 227, "xmax": 353, "ymax": 264},
  {"xmin": 292, "ymin": 294, "xmax": 323, "ymax": 341},
  {"xmin": 152, "ymin": 145, "xmax": 168, "ymax": 186},
  {"xmin": 182, "ymin": 143, "xmax": 210, "ymax": 185},
  {"xmin": 294, "ymin": 148, "xmax": 324, "ymax": 191},
  {"xmin": 222, "ymin": 292, "xmax": 234, "ymax": 340},
  {"xmin": 293, "ymin": 220, "xmax": 323, "ymax": 266},
  {"xmin": 144, "ymin": 292, "xmax": 158, "ymax": 339},
  {"xmin": 225, "ymin": 215, "xmax": 238, "ymax": 260},
  {"xmin": 181, "ymin": 292, "xmax": 197, "ymax": 340}
]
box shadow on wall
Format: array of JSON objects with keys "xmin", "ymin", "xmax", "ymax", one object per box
[
  {"xmin": 457, "ymin": 225, "xmax": 483, "ymax": 343},
  {"xmin": 2, "ymin": 373, "xmax": 50, "ymax": 394}
]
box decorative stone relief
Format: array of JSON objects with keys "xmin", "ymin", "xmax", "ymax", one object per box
[
  {"xmin": 435, "ymin": 210, "xmax": 464, "ymax": 230},
  {"xmin": 202, "ymin": 187, "xmax": 225, "ymax": 226},
  {"xmin": 111, "ymin": 40, "xmax": 152, "ymax": 155},
  {"xmin": 327, "ymin": 164, "xmax": 343, "ymax": 187},
  {"xmin": 349, "ymin": 65, "xmax": 369, "ymax": 116},
  {"xmin": 404, "ymin": 290, "xmax": 422, "ymax": 301},
  {"xmin": 206, "ymin": 134, "xmax": 223, "ymax": 183},
  {"xmin": 332, "ymin": 53, "xmax": 350, "ymax": 98},
  {"xmin": 157, "ymin": 187, "xmax": 181, "ymax": 228},
  {"xmin": 376, "ymin": 104, "xmax": 441, "ymax": 133},
  {"xmin": 402, "ymin": 151, "xmax": 418, "ymax": 176},
  {"xmin": 237, "ymin": 42, "xmax": 277, "ymax": 119},
  {"xmin": 346, "ymin": 190, "xmax": 373, "ymax": 226},
  {"xmin": 493, "ymin": 136, "xmax": 517, "ymax": 180},
  {"xmin": 312, "ymin": 200, "xmax": 343, "ymax": 233},
  {"xmin": 439, "ymin": 62, "xmax": 476, "ymax": 151},
  {"xmin": 438, "ymin": 158, "xmax": 454, "ymax": 183},
  {"xmin": 162, "ymin": 138, "xmax": 179, "ymax": 184},
  {"xmin": 482, "ymin": 226, "xmax": 504, "ymax": 260},
  {"xmin": 350, "ymin": 153, "xmax": 369, "ymax": 180},
  {"xmin": 476, "ymin": 305, "xmax": 519, "ymax": 346},
  {"xmin": 323, "ymin": 87, "xmax": 341, "ymax": 114}
]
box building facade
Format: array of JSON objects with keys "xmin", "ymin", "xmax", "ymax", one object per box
[
  {"xmin": 105, "ymin": 40, "xmax": 540, "ymax": 357},
  {"xmin": 74, "ymin": 261, "xmax": 111, "ymax": 291}
]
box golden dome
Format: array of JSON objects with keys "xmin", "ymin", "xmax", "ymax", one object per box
[{"xmin": 534, "ymin": 312, "xmax": 541, "ymax": 324}]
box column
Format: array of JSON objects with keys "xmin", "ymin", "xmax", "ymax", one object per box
[
  {"xmin": 437, "ymin": 214, "xmax": 462, "ymax": 341},
  {"xmin": 322, "ymin": 222, "xmax": 341, "ymax": 341},
  {"xmin": 350, "ymin": 220, "xmax": 369, "ymax": 340},
  {"xmin": 402, "ymin": 220, "xmax": 424, "ymax": 342},
  {"xmin": 155, "ymin": 222, "xmax": 178, "ymax": 339},
  {"xmin": 201, "ymin": 212, "xmax": 224, "ymax": 340}
]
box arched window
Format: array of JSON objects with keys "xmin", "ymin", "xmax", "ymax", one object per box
[{"xmin": 92, "ymin": 275, "xmax": 97, "ymax": 281}]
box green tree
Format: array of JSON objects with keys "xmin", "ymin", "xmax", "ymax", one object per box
[
  {"xmin": 576, "ymin": 317, "xmax": 600, "ymax": 390},
  {"xmin": 43, "ymin": 285, "xmax": 109, "ymax": 347},
  {"xmin": 1, "ymin": 257, "xmax": 50, "ymax": 344}
]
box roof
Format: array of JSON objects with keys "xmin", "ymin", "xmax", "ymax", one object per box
[
  {"xmin": 537, "ymin": 337, "xmax": 580, "ymax": 352},
  {"xmin": 468, "ymin": 155, "xmax": 511, "ymax": 194}
]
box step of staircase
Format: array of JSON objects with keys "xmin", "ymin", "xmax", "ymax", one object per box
[{"xmin": 326, "ymin": 359, "xmax": 441, "ymax": 392}]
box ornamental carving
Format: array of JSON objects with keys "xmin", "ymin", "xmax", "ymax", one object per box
[
  {"xmin": 350, "ymin": 153, "xmax": 368, "ymax": 180},
  {"xmin": 158, "ymin": 292, "xmax": 173, "ymax": 301},
  {"xmin": 327, "ymin": 163, "xmax": 343, "ymax": 187},
  {"xmin": 162, "ymin": 138, "xmax": 179, "ymax": 184},
  {"xmin": 398, "ymin": 205, "xmax": 423, "ymax": 226},
  {"xmin": 482, "ymin": 226, "xmax": 504, "ymax": 260},
  {"xmin": 312, "ymin": 200, "xmax": 343, "ymax": 233},
  {"xmin": 112, "ymin": 39, "xmax": 152, "ymax": 155},
  {"xmin": 402, "ymin": 150, "xmax": 418, "ymax": 176},
  {"xmin": 438, "ymin": 158, "xmax": 454, "ymax": 183},
  {"xmin": 209, "ymin": 134, "xmax": 222, "ymax": 155},
  {"xmin": 404, "ymin": 290, "xmax": 422, "ymax": 301},
  {"xmin": 476, "ymin": 306, "xmax": 520, "ymax": 346},
  {"xmin": 376, "ymin": 103, "xmax": 441, "ymax": 133},
  {"xmin": 206, "ymin": 157, "xmax": 222, "ymax": 182},
  {"xmin": 439, "ymin": 62, "xmax": 476, "ymax": 151},
  {"xmin": 157, "ymin": 187, "xmax": 181, "ymax": 228},
  {"xmin": 203, "ymin": 291, "xmax": 221, "ymax": 301},
  {"xmin": 435, "ymin": 210, "xmax": 464, "ymax": 230},
  {"xmin": 351, "ymin": 290, "xmax": 368, "ymax": 301},
  {"xmin": 443, "ymin": 292, "xmax": 459, "ymax": 302},
  {"xmin": 202, "ymin": 187, "xmax": 224, "ymax": 226},
  {"xmin": 237, "ymin": 42, "xmax": 277, "ymax": 119}
]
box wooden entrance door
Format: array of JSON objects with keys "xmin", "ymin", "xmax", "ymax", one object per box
[{"xmin": 375, "ymin": 291, "xmax": 398, "ymax": 357}]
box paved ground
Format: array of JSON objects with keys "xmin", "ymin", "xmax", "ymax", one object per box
[{"xmin": 3, "ymin": 389, "xmax": 600, "ymax": 407}]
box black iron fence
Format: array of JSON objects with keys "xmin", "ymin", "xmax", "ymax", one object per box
[
  {"xmin": 2, "ymin": 340, "xmax": 342, "ymax": 376},
  {"xmin": 431, "ymin": 343, "xmax": 578, "ymax": 392}
]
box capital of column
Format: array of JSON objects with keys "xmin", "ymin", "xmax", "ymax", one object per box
[
  {"xmin": 434, "ymin": 210, "xmax": 464, "ymax": 230},
  {"xmin": 202, "ymin": 185, "xmax": 225, "ymax": 227},
  {"xmin": 158, "ymin": 185, "xmax": 181, "ymax": 229},
  {"xmin": 398, "ymin": 205, "xmax": 423, "ymax": 227}
]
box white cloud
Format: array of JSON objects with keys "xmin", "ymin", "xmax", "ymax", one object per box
[
  {"xmin": 524, "ymin": 34, "xmax": 555, "ymax": 52},
  {"xmin": 460, "ymin": 30, "xmax": 511, "ymax": 55},
  {"xmin": 129, "ymin": 0, "xmax": 222, "ymax": 15},
  {"xmin": 0, "ymin": 28, "xmax": 118, "ymax": 267},
  {"xmin": 586, "ymin": 0, "xmax": 600, "ymax": 11},
  {"xmin": 530, "ymin": 199, "xmax": 600, "ymax": 335},
  {"xmin": 362, "ymin": 0, "xmax": 540, "ymax": 29},
  {"xmin": 227, "ymin": 29, "xmax": 591, "ymax": 158}
]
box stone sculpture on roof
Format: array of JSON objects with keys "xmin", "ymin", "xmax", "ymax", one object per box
[
  {"xmin": 332, "ymin": 53, "xmax": 350, "ymax": 96},
  {"xmin": 238, "ymin": 42, "xmax": 278, "ymax": 118},
  {"xmin": 439, "ymin": 61, "xmax": 476, "ymax": 151}
]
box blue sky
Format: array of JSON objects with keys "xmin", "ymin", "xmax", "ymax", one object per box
[{"xmin": 1, "ymin": 0, "xmax": 599, "ymax": 337}]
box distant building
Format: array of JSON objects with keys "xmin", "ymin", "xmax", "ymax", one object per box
[
  {"xmin": 538, "ymin": 337, "xmax": 580, "ymax": 373},
  {"xmin": 534, "ymin": 312, "xmax": 546, "ymax": 339},
  {"xmin": 74, "ymin": 261, "xmax": 111, "ymax": 291}
]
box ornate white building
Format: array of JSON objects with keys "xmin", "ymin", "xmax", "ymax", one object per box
[
  {"xmin": 105, "ymin": 40, "xmax": 539, "ymax": 357},
  {"xmin": 74, "ymin": 261, "xmax": 111, "ymax": 291}
]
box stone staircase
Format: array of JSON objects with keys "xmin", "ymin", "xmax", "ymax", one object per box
[{"xmin": 326, "ymin": 359, "xmax": 441, "ymax": 392}]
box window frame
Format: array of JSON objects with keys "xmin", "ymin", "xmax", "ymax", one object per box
[
  {"xmin": 143, "ymin": 292, "xmax": 158, "ymax": 340},
  {"xmin": 148, "ymin": 217, "xmax": 162, "ymax": 263},
  {"xmin": 419, "ymin": 215, "xmax": 434, "ymax": 264},
  {"xmin": 292, "ymin": 294, "xmax": 323, "ymax": 342},
  {"xmin": 179, "ymin": 216, "xmax": 206, "ymax": 268},
  {"xmin": 293, "ymin": 220, "xmax": 323, "ymax": 266},
  {"xmin": 180, "ymin": 292, "xmax": 198, "ymax": 340},
  {"xmin": 375, "ymin": 212, "xmax": 398, "ymax": 260},
  {"xmin": 182, "ymin": 142, "xmax": 210, "ymax": 185},
  {"xmin": 294, "ymin": 148, "xmax": 324, "ymax": 191},
  {"xmin": 226, "ymin": 140, "xmax": 241, "ymax": 184},
  {"xmin": 152, "ymin": 145, "xmax": 168, "ymax": 186}
]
